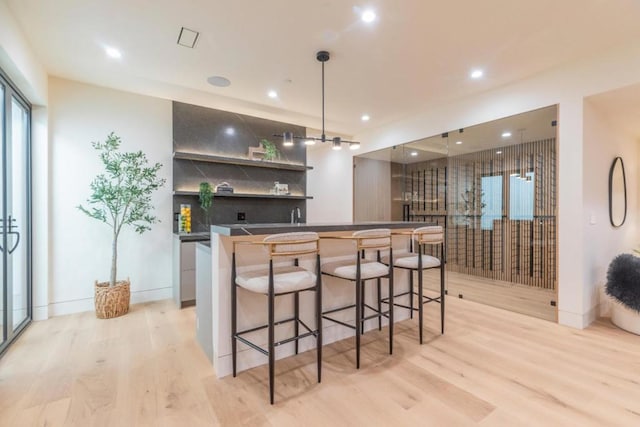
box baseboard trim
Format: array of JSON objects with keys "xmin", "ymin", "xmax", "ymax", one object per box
[
  {"xmin": 33, "ymin": 305, "xmax": 49, "ymax": 321},
  {"xmin": 558, "ymin": 308, "xmax": 596, "ymax": 329},
  {"xmin": 48, "ymin": 286, "xmax": 172, "ymax": 317}
]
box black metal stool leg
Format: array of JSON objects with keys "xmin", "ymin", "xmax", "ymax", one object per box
[
  {"xmin": 268, "ymin": 262, "xmax": 275, "ymax": 405},
  {"xmin": 316, "ymin": 255, "xmax": 323, "ymax": 383},
  {"xmin": 231, "ymin": 252, "xmax": 237, "ymax": 377},
  {"xmin": 294, "ymin": 292, "xmax": 300, "ymax": 354},
  {"xmin": 440, "ymin": 262, "xmax": 445, "ymax": 334},
  {"xmin": 418, "ymin": 266, "xmax": 424, "ymax": 345},
  {"xmin": 361, "ymin": 279, "xmax": 366, "ymax": 334},
  {"xmin": 355, "ymin": 278, "xmax": 362, "ymax": 369},
  {"xmin": 377, "ymin": 278, "xmax": 382, "ymax": 331},
  {"xmin": 388, "ymin": 267, "xmax": 394, "ymax": 355},
  {"xmin": 409, "ymin": 271, "xmax": 414, "ymax": 319}
]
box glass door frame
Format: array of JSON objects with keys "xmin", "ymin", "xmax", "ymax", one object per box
[{"xmin": 0, "ymin": 66, "xmax": 32, "ymax": 357}]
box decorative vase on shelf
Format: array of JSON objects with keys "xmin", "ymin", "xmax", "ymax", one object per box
[{"xmin": 199, "ymin": 182, "xmax": 213, "ymax": 229}]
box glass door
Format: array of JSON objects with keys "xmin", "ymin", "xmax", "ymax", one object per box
[
  {"xmin": 0, "ymin": 69, "xmax": 31, "ymax": 356},
  {"xmin": 8, "ymin": 97, "xmax": 30, "ymax": 331},
  {"xmin": 1, "ymin": 82, "xmax": 5, "ymax": 348}
]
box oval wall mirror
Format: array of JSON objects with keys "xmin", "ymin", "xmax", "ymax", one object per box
[{"xmin": 609, "ymin": 156, "xmax": 627, "ymax": 227}]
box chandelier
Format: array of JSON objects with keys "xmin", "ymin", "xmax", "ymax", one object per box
[{"xmin": 276, "ymin": 50, "xmax": 360, "ymax": 151}]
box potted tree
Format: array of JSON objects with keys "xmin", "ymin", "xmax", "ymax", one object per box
[
  {"xmin": 78, "ymin": 132, "xmax": 166, "ymax": 319},
  {"xmin": 606, "ymin": 253, "xmax": 640, "ymax": 334}
]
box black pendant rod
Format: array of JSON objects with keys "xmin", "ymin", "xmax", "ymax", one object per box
[
  {"xmin": 317, "ymin": 50, "xmax": 330, "ymax": 142},
  {"xmin": 321, "ymin": 59, "xmax": 325, "ymax": 142},
  {"xmin": 274, "ymin": 50, "xmax": 359, "ymax": 146}
]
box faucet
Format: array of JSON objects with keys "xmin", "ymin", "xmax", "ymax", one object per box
[{"xmin": 291, "ymin": 207, "xmax": 302, "ymax": 224}]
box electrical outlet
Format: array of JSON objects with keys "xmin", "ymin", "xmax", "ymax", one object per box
[{"xmin": 237, "ymin": 212, "xmax": 246, "ymax": 221}]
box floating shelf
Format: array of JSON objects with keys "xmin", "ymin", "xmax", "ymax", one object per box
[
  {"xmin": 174, "ymin": 190, "xmax": 313, "ymax": 200},
  {"xmin": 173, "ymin": 151, "xmax": 313, "ymax": 171}
]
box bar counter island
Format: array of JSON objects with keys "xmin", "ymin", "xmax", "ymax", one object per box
[{"xmin": 195, "ymin": 221, "xmax": 434, "ymax": 378}]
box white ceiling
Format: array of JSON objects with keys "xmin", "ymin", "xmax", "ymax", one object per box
[{"xmin": 6, "ymin": 0, "xmax": 640, "ymax": 136}]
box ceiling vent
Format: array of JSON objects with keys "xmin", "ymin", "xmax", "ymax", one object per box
[{"xmin": 177, "ymin": 27, "xmax": 199, "ymax": 48}]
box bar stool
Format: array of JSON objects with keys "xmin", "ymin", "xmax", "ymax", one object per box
[
  {"xmin": 382, "ymin": 226, "xmax": 445, "ymax": 344},
  {"xmin": 320, "ymin": 229, "xmax": 394, "ymax": 369},
  {"xmin": 231, "ymin": 232, "xmax": 322, "ymax": 404}
]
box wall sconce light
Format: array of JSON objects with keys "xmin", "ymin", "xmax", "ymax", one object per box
[{"xmin": 282, "ymin": 131, "xmax": 294, "ymax": 147}]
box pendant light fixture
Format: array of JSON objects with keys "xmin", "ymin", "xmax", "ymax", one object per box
[{"xmin": 275, "ymin": 50, "xmax": 360, "ymax": 150}]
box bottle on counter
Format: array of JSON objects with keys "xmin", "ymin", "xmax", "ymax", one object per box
[{"xmin": 179, "ymin": 204, "xmax": 192, "ymax": 233}]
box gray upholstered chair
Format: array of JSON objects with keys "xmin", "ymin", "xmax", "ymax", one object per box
[
  {"xmin": 321, "ymin": 229, "xmax": 394, "ymax": 369},
  {"xmin": 231, "ymin": 231, "xmax": 322, "ymax": 404},
  {"xmin": 382, "ymin": 225, "xmax": 445, "ymax": 343}
]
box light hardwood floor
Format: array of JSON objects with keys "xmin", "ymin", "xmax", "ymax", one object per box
[
  {"xmin": 1, "ymin": 297, "xmax": 639, "ymax": 426},
  {"xmin": 440, "ymin": 271, "xmax": 556, "ymax": 322}
]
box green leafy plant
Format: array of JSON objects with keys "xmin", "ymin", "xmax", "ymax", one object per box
[
  {"xmin": 199, "ymin": 182, "xmax": 214, "ymax": 226},
  {"xmin": 78, "ymin": 132, "xmax": 166, "ymax": 287},
  {"xmin": 260, "ymin": 139, "xmax": 279, "ymax": 161}
]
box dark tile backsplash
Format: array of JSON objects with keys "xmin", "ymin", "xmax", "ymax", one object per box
[{"xmin": 172, "ymin": 101, "xmax": 309, "ymax": 232}]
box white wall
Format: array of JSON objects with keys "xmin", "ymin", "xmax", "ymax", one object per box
[
  {"xmin": 582, "ymin": 100, "xmax": 639, "ymax": 319},
  {"xmin": 48, "ymin": 78, "xmax": 173, "ymax": 316},
  {"xmin": 307, "ymin": 144, "xmax": 353, "ymax": 223},
  {"xmin": 0, "ymin": 1, "xmax": 47, "ymax": 105}
]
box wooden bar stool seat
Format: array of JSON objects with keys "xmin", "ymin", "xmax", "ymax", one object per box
[
  {"xmin": 381, "ymin": 225, "xmax": 445, "ymax": 343},
  {"xmin": 321, "ymin": 229, "xmax": 394, "ymax": 369},
  {"xmin": 231, "ymin": 231, "xmax": 322, "ymax": 404}
]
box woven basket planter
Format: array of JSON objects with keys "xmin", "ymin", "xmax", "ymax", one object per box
[{"xmin": 94, "ymin": 279, "xmax": 130, "ymax": 319}]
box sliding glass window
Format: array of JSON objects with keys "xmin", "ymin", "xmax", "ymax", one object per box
[{"xmin": 0, "ymin": 67, "xmax": 32, "ymax": 357}]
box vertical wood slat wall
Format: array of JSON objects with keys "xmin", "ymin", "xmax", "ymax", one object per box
[{"xmin": 402, "ymin": 138, "xmax": 557, "ymax": 290}]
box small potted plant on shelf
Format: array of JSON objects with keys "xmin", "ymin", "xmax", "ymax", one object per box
[
  {"xmin": 199, "ymin": 182, "xmax": 214, "ymax": 229},
  {"xmin": 260, "ymin": 139, "xmax": 279, "ymax": 161},
  {"xmin": 606, "ymin": 252, "xmax": 640, "ymax": 334},
  {"xmin": 78, "ymin": 132, "xmax": 166, "ymax": 319}
]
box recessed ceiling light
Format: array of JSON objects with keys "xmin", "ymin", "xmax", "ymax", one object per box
[
  {"xmin": 470, "ymin": 69, "xmax": 483, "ymax": 79},
  {"xmin": 105, "ymin": 47, "xmax": 122, "ymax": 59},
  {"xmin": 361, "ymin": 114, "xmax": 370, "ymax": 121},
  {"xmin": 225, "ymin": 127, "xmax": 235, "ymax": 136},
  {"xmin": 349, "ymin": 142, "xmax": 361, "ymax": 150},
  {"xmin": 207, "ymin": 76, "xmax": 231, "ymax": 87},
  {"xmin": 455, "ymin": 141, "xmax": 463, "ymax": 145},
  {"xmin": 496, "ymin": 150, "xmax": 503, "ymax": 155},
  {"xmin": 361, "ymin": 10, "xmax": 376, "ymax": 23},
  {"xmin": 410, "ymin": 151, "xmax": 418, "ymax": 157},
  {"xmin": 502, "ymin": 131, "xmax": 512, "ymax": 138},
  {"xmin": 268, "ymin": 90, "xmax": 278, "ymax": 99}
]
